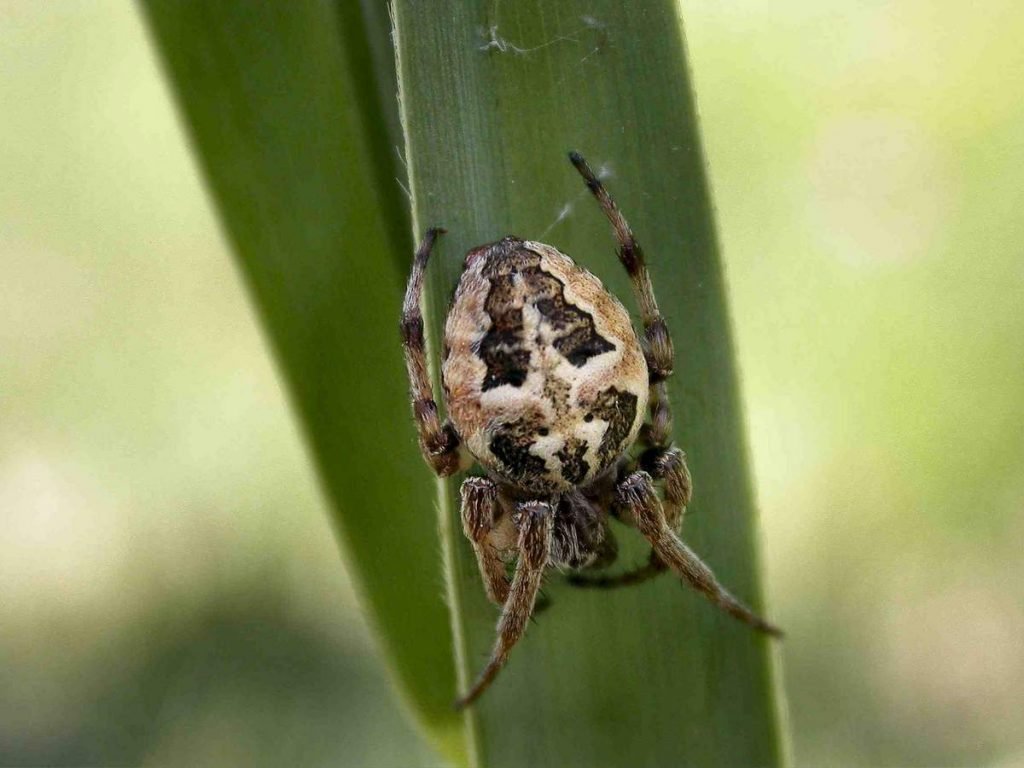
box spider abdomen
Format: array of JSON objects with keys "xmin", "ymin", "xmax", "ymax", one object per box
[{"xmin": 442, "ymin": 237, "xmax": 649, "ymax": 492}]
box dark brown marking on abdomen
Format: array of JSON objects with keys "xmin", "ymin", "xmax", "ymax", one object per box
[
  {"xmin": 591, "ymin": 387, "xmax": 639, "ymax": 464},
  {"xmin": 478, "ymin": 245, "xmax": 614, "ymax": 391},
  {"xmin": 489, "ymin": 418, "xmax": 547, "ymax": 486},
  {"xmin": 555, "ymin": 437, "xmax": 590, "ymax": 485}
]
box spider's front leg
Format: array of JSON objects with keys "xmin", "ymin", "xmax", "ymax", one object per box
[
  {"xmin": 401, "ymin": 228, "xmax": 461, "ymax": 477},
  {"xmin": 456, "ymin": 499, "xmax": 552, "ymax": 709},
  {"xmin": 460, "ymin": 477, "xmax": 512, "ymax": 606},
  {"xmin": 616, "ymin": 470, "xmax": 782, "ymax": 637},
  {"xmin": 639, "ymin": 445, "xmax": 692, "ymax": 531}
]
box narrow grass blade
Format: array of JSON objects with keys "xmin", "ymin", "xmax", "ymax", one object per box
[
  {"xmin": 138, "ymin": 2, "xmax": 464, "ymax": 760},
  {"xmin": 393, "ymin": 1, "xmax": 785, "ymax": 765}
]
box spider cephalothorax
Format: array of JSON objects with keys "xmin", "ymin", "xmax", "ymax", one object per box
[{"xmin": 401, "ymin": 152, "xmax": 781, "ymax": 708}]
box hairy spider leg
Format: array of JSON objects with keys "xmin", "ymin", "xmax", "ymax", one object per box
[
  {"xmin": 567, "ymin": 548, "xmax": 667, "ymax": 589},
  {"xmin": 617, "ymin": 471, "xmax": 781, "ymax": 637},
  {"xmin": 401, "ymin": 227, "xmax": 461, "ymax": 477},
  {"xmin": 569, "ymin": 151, "xmax": 674, "ymax": 446},
  {"xmin": 460, "ymin": 477, "xmax": 511, "ymax": 606},
  {"xmin": 456, "ymin": 500, "xmax": 553, "ymax": 709},
  {"xmin": 640, "ymin": 445, "xmax": 692, "ymax": 532},
  {"xmin": 569, "ymin": 152, "xmax": 693, "ymax": 585}
]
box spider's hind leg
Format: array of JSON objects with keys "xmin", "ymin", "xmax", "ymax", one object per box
[{"xmin": 566, "ymin": 548, "xmax": 667, "ymax": 590}]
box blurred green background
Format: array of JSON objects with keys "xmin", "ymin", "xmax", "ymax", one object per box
[{"xmin": 1, "ymin": 1, "xmax": 1022, "ymax": 766}]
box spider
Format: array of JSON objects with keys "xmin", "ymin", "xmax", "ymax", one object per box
[{"xmin": 401, "ymin": 152, "xmax": 781, "ymax": 709}]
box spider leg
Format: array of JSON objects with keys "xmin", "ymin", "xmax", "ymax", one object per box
[
  {"xmin": 460, "ymin": 477, "xmax": 511, "ymax": 606},
  {"xmin": 616, "ymin": 470, "xmax": 782, "ymax": 637},
  {"xmin": 640, "ymin": 445, "xmax": 692, "ymax": 531},
  {"xmin": 567, "ymin": 548, "xmax": 667, "ymax": 589},
  {"xmin": 456, "ymin": 500, "xmax": 553, "ymax": 709},
  {"xmin": 569, "ymin": 151, "xmax": 675, "ymax": 446},
  {"xmin": 401, "ymin": 228, "xmax": 461, "ymax": 477},
  {"xmin": 566, "ymin": 448, "xmax": 689, "ymax": 591},
  {"xmin": 570, "ymin": 152, "xmax": 695, "ymax": 549}
]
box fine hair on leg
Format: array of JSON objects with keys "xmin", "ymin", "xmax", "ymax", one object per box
[
  {"xmin": 456, "ymin": 500, "xmax": 553, "ymax": 709},
  {"xmin": 568, "ymin": 151, "xmax": 673, "ymax": 389},
  {"xmin": 460, "ymin": 476, "xmax": 511, "ymax": 606},
  {"xmin": 617, "ymin": 470, "xmax": 782, "ymax": 637},
  {"xmin": 640, "ymin": 445, "xmax": 692, "ymax": 531},
  {"xmin": 400, "ymin": 227, "xmax": 461, "ymax": 477}
]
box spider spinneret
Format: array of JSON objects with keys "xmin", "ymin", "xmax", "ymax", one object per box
[{"xmin": 400, "ymin": 152, "xmax": 781, "ymax": 709}]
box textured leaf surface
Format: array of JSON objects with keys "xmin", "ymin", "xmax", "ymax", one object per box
[
  {"xmin": 393, "ymin": 1, "xmax": 785, "ymax": 766},
  {"xmin": 139, "ymin": 1, "xmax": 464, "ymax": 759}
]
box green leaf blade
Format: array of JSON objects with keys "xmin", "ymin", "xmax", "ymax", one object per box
[{"xmin": 138, "ymin": 1, "xmax": 464, "ymax": 759}]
